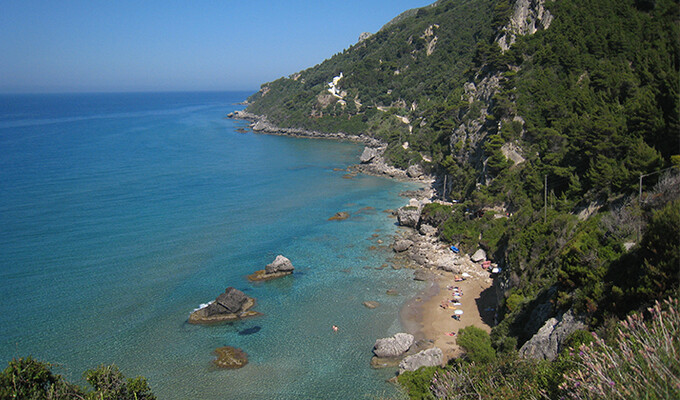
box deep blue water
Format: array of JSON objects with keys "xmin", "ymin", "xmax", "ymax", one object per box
[{"xmin": 0, "ymin": 92, "xmax": 421, "ymax": 399}]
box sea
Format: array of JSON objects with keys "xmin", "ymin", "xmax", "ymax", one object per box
[{"xmin": 0, "ymin": 91, "xmax": 424, "ymax": 399}]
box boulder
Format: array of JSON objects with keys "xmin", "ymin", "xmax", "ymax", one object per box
[
  {"xmin": 406, "ymin": 164, "xmax": 424, "ymax": 178},
  {"xmin": 399, "ymin": 347, "xmax": 444, "ymax": 373},
  {"xmin": 471, "ymin": 248, "xmax": 487, "ymax": 263},
  {"xmin": 419, "ymin": 224, "xmax": 437, "ymax": 236},
  {"xmin": 373, "ymin": 333, "xmax": 414, "ymax": 358},
  {"xmin": 265, "ymin": 255, "xmax": 294, "ymax": 274},
  {"xmin": 393, "ymin": 239, "xmax": 414, "ymax": 252},
  {"xmin": 359, "ymin": 147, "xmax": 378, "ymax": 163},
  {"xmin": 519, "ymin": 310, "xmax": 586, "ymax": 361},
  {"xmin": 213, "ymin": 346, "xmax": 248, "ymax": 369},
  {"xmin": 396, "ymin": 206, "xmax": 420, "ymax": 228}
]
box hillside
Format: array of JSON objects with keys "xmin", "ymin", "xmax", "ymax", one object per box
[{"xmin": 245, "ymin": 0, "xmax": 679, "ymax": 397}]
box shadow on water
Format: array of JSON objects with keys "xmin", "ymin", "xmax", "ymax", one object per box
[
  {"xmin": 238, "ymin": 326, "xmax": 262, "ymax": 335},
  {"xmin": 475, "ymin": 285, "xmax": 498, "ymax": 327}
]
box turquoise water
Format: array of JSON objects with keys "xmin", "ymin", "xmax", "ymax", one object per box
[{"xmin": 0, "ymin": 92, "xmax": 421, "ymax": 399}]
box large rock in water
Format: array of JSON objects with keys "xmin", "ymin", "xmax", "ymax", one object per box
[
  {"xmin": 265, "ymin": 255, "xmax": 294, "ymax": 274},
  {"xmin": 249, "ymin": 255, "xmax": 295, "ymax": 281},
  {"xmin": 399, "ymin": 347, "xmax": 444, "ymax": 373},
  {"xmin": 188, "ymin": 287, "xmax": 261, "ymax": 324},
  {"xmin": 519, "ymin": 310, "xmax": 586, "ymax": 361},
  {"xmin": 373, "ymin": 333, "xmax": 414, "ymax": 358},
  {"xmin": 397, "ymin": 206, "xmax": 420, "ymax": 228}
]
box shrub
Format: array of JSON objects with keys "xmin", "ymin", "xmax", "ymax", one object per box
[
  {"xmin": 457, "ymin": 326, "xmax": 496, "ymax": 364},
  {"xmin": 561, "ymin": 297, "xmax": 680, "ymax": 399}
]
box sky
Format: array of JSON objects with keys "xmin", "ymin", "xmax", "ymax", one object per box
[{"xmin": 0, "ymin": 0, "xmax": 434, "ymax": 93}]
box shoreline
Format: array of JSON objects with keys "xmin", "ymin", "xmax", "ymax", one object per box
[{"xmin": 229, "ymin": 107, "xmax": 496, "ymax": 365}]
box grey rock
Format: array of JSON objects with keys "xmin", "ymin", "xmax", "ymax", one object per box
[
  {"xmin": 360, "ymin": 147, "xmax": 378, "ymax": 163},
  {"xmin": 419, "ymin": 224, "xmax": 437, "ymax": 236},
  {"xmin": 373, "ymin": 333, "xmax": 414, "ymax": 358},
  {"xmin": 406, "ymin": 164, "xmax": 424, "ymax": 178},
  {"xmin": 358, "ymin": 32, "xmax": 372, "ymax": 43},
  {"xmin": 519, "ymin": 310, "xmax": 586, "ymax": 361},
  {"xmin": 397, "ymin": 206, "xmax": 420, "ymax": 228},
  {"xmin": 471, "ymin": 248, "xmax": 487, "ymax": 263},
  {"xmin": 393, "ymin": 239, "xmax": 414, "ymax": 252},
  {"xmin": 215, "ymin": 287, "xmax": 248, "ymax": 314},
  {"xmin": 265, "ymin": 255, "xmax": 294, "ymax": 274},
  {"xmin": 399, "ymin": 347, "xmax": 444, "ymax": 373}
]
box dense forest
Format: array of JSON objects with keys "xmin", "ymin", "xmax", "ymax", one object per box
[{"xmin": 246, "ymin": 0, "xmax": 680, "ymax": 398}]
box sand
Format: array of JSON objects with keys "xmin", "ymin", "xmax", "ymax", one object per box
[{"xmin": 401, "ymin": 270, "xmax": 496, "ymax": 360}]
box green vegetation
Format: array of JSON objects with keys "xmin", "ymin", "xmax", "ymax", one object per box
[
  {"xmin": 245, "ymin": 0, "xmax": 679, "ymax": 397},
  {"xmin": 0, "ymin": 357, "xmax": 156, "ymax": 400}
]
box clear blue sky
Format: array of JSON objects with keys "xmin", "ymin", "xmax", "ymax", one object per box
[{"xmin": 0, "ymin": 0, "xmax": 434, "ymax": 93}]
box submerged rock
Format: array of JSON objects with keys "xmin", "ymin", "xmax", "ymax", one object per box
[
  {"xmin": 213, "ymin": 346, "xmax": 248, "ymax": 369},
  {"xmin": 189, "ymin": 287, "xmax": 261, "ymax": 324},
  {"xmin": 373, "ymin": 333, "xmax": 414, "ymax": 358},
  {"xmin": 329, "ymin": 211, "xmax": 350, "ymax": 221},
  {"xmin": 363, "ymin": 301, "xmax": 380, "ymax": 309},
  {"xmin": 399, "ymin": 347, "xmax": 444, "ymax": 373}
]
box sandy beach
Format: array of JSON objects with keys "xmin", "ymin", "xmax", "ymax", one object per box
[{"xmin": 402, "ymin": 269, "xmax": 496, "ymax": 360}]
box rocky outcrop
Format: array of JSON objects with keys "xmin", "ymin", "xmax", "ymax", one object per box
[
  {"xmin": 519, "ymin": 310, "xmax": 587, "ymax": 361},
  {"xmin": 407, "ymin": 164, "xmax": 424, "ymax": 178},
  {"xmin": 360, "ymin": 147, "xmax": 379, "ymax": 163},
  {"xmin": 496, "ymin": 0, "xmax": 554, "ymax": 52},
  {"xmin": 248, "ymin": 255, "xmax": 295, "ymax": 281},
  {"xmin": 397, "ymin": 206, "xmax": 421, "ymax": 228},
  {"xmin": 188, "ymin": 287, "xmax": 261, "ymax": 324},
  {"xmin": 373, "ymin": 333, "xmax": 414, "ymax": 358},
  {"xmin": 399, "ymin": 347, "xmax": 444, "ymax": 373},
  {"xmin": 213, "ymin": 346, "xmax": 248, "ymax": 369}
]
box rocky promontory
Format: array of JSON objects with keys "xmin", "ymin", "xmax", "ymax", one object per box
[
  {"xmin": 248, "ymin": 255, "xmax": 295, "ymax": 281},
  {"xmin": 189, "ymin": 287, "xmax": 261, "ymax": 324}
]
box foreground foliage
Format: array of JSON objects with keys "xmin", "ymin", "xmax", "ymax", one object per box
[{"xmin": 0, "ymin": 357, "xmax": 156, "ymax": 400}]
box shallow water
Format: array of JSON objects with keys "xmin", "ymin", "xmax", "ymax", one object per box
[{"xmin": 0, "ymin": 92, "xmax": 423, "ymax": 399}]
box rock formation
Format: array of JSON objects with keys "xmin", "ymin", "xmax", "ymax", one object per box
[
  {"xmin": 393, "ymin": 239, "xmax": 414, "ymax": 252},
  {"xmin": 248, "ymin": 255, "xmax": 295, "ymax": 281},
  {"xmin": 519, "ymin": 310, "xmax": 586, "ymax": 360},
  {"xmin": 188, "ymin": 287, "xmax": 261, "ymax": 324},
  {"xmin": 373, "ymin": 333, "xmax": 414, "ymax": 358},
  {"xmin": 396, "ymin": 206, "xmax": 421, "ymax": 228},
  {"xmin": 213, "ymin": 346, "xmax": 248, "ymax": 369},
  {"xmin": 399, "ymin": 347, "xmax": 444, "ymax": 374}
]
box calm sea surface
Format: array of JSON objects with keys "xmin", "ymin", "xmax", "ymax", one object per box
[{"xmin": 0, "ymin": 92, "xmax": 421, "ymax": 399}]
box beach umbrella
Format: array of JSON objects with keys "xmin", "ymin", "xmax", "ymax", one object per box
[
  {"xmin": 454, "ymin": 309, "xmax": 464, "ymax": 315},
  {"xmin": 461, "ymin": 272, "xmax": 471, "ymax": 278}
]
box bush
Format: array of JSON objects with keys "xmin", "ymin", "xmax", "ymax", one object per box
[
  {"xmin": 397, "ymin": 366, "xmax": 438, "ymax": 400},
  {"xmin": 457, "ymin": 326, "xmax": 496, "ymax": 364}
]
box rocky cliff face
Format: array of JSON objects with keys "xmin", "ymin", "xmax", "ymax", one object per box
[{"xmin": 496, "ymin": 0, "xmax": 554, "ymax": 52}]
